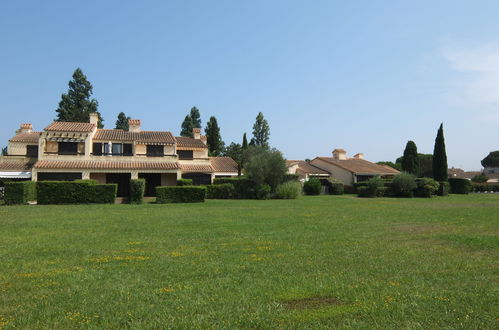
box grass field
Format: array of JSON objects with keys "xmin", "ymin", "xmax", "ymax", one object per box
[{"xmin": 0, "ymin": 194, "xmax": 498, "ymax": 329}]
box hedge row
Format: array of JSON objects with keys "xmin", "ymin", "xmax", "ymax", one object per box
[
  {"xmin": 177, "ymin": 179, "xmax": 193, "ymax": 186},
  {"xmin": 156, "ymin": 186, "xmax": 206, "ymax": 203},
  {"xmin": 130, "ymin": 179, "xmax": 145, "ymax": 204},
  {"xmin": 448, "ymin": 178, "xmax": 471, "ymax": 194},
  {"xmin": 37, "ymin": 181, "xmax": 117, "ymax": 204},
  {"xmin": 356, "ymin": 175, "xmax": 444, "ymax": 198},
  {"xmin": 4, "ymin": 181, "xmax": 37, "ymax": 205},
  {"xmin": 206, "ymin": 183, "xmax": 234, "ymax": 199},
  {"xmin": 471, "ymin": 183, "xmax": 499, "ymax": 192}
]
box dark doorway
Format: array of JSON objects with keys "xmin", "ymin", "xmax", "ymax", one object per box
[
  {"xmin": 26, "ymin": 145, "xmax": 38, "ymax": 158},
  {"xmin": 106, "ymin": 173, "xmax": 131, "ymax": 197},
  {"xmin": 58, "ymin": 142, "xmax": 78, "ymax": 155},
  {"xmin": 38, "ymin": 172, "xmax": 82, "ymax": 181},
  {"xmin": 182, "ymin": 173, "xmax": 211, "ymax": 186},
  {"xmin": 138, "ymin": 173, "xmax": 162, "ymax": 197}
]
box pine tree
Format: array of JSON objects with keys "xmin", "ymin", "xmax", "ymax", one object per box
[
  {"xmin": 251, "ymin": 112, "xmax": 270, "ymax": 148},
  {"xmin": 190, "ymin": 107, "xmax": 201, "ymax": 128},
  {"xmin": 180, "ymin": 115, "xmax": 193, "ymax": 137},
  {"xmin": 402, "ymin": 141, "xmax": 420, "ymax": 176},
  {"xmin": 205, "ymin": 116, "xmax": 224, "ymax": 156},
  {"xmin": 242, "ymin": 133, "xmax": 248, "ymax": 149},
  {"xmin": 115, "ymin": 112, "xmax": 130, "ymax": 130},
  {"xmin": 432, "ymin": 123, "xmax": 448, "ymax": 181},
  {"xmin": 55, "ymin": 68, "xmax": 104, "ymax": 128}
]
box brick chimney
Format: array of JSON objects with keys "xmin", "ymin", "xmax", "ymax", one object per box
[
  {"xmin": 89, "ymin": 112, "xmax": 99, "ymax": 126},
  {"xmin": 16, "ymin": 123, "xmax": 33, "ymax": 134},
  {"xmin": 192, "ymin": 128, "xmax": 201, "ymax": 139},
  {"xmin": 353, "ymin": 153, "xmax": 364, "ymax": 160},
  {"xmin": 332, "ymin": 148, "xmax": 347, "ymax": 160},
  {"xmin": 128, "ymin": 119, "xmax": 141, "ymax": 132}
]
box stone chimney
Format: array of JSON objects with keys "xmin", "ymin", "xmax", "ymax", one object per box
[
  {"xmin": 332, "ymin": 148, "xmax": 347, "ymax": 160},
  {"xmin": 193, "ymin": 128, "xmax": 201, "ymax": 139},
  {"xmin": 353, "ymin": 153, "xmax": 364, "ymax": 160},
  {"xmin": 128, "ymin": 119, "xmax": 141, "ymax": 133},
  {"xmin": 89, "ymin": 112, "xmax": 99, "ymax": 126},
  {"xmin": 16, "ymin": 123, "xmax": 33, "ymax": 134}
]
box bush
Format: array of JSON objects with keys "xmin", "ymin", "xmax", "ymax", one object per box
[
  {"xmin": 303, "ymin": 178, "xmax": 322, "ymax": 195},
  {"xmin": 367, "ymin": 177, "xmax": 385, "ymax": 197},
  {"xmin": 274, "ymin": 181, "xmax": 301, "ymax": 199},
  {"xmin": 130, "ymin": 179, "xmax": 145, "ymax": 204},
  {"xmin": 213, "ymin": 177, "xmax": 256, "ymax": 199},
  {"xmin": 74, "ymin": 179, "xmax": 97, "ymax": 185},
  {"xmin": 206, "ymin": 184, "xmax": 234, "ymax": 199},
  {"xmin": 343, "ymin": 185, "xmax": 356, "ymax": 194},
  {"xmin": 4, "ymin": 181, "xmax": 36, "ymax": 205},
  {"xmin": 438, "ymin": 181, "xmax": 450, "ymax": 196},
  {"xmin": 177, "ymin": 178, "xmax": 193, "ymax": 186},
  {"xmin": 448, "ymin": 178, "xmax": 471, "ymax": 194},
  {"xmin": 471, "ymin": 183, "xmax": 499, "ymax": 193},
  {"xmin": 244, "ymin": 147, "xmax": 287, "ymax": 192},
  {"xmin": 415, "ymin": 177, "xmax": 439, "ymax": 198},
  {"xmin": 392, "ymin": 173, "xmax": 417, "ymax": 197},
  {"xmin": 37, "ymin": 181, "xmax": 116, "ymax": 204},
  {"xmin": 471, "ymin": 174, "xmax": 488, "ymax": 183},
  {"xmin": 282, "ymin": 174, "xmax": 300, "ymax": 183},
  {"xmin": 156, "ymin": 186, "xmax": 206, "ymax": 203},
  {"xmin": 319, "ymin": 178, "xmax": 344, "ymax": 195},
  {"xmin": 255, "ymin": 184, "xmax": 271, "ymax": 200}
]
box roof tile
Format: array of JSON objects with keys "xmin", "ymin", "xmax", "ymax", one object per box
[
  {"xmin": 44, "ymin": 122, "xmax": 96, "ymax": 132},
  {"xmin": 34, "ymin": 160, "xmax": 180, "ymax": 170},
  {"xmin": 210, "ymin": 157, "xmax": 238, "ymax": 173}
]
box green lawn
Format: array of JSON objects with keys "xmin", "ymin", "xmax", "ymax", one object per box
[{"xmin": 0, "ymin": 195, "xmax": 498, "ymax": 329}]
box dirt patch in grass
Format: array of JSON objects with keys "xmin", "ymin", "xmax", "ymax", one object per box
[{"xmin": 282, "ymin": 296, "xmax": 342, "ymax": 310}]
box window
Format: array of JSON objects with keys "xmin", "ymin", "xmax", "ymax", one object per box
[
  {"xmin": 178, "ymin": 150, "xmax": 193, "ymax": 160},
  {"xmin": 26, "ymin": 145, "xmax": 38, "ymax": 158},
  {"xmin": 146, "ymin": 145, "xmax": 164, "ymax": 157},
  {"xmin": 93, "ymin": 143, "xmax": 102, "ymax": 155},
  {"xmin": 58, "ymin": 142, "xmax": 78, "ymax": 155},
  {"xmin": 112, "ymin": 143, "xmax": 122, "ymax": 155},
  {"xmin": 123, "ymin": 144, "xmax": 133, "ymax": 156}
]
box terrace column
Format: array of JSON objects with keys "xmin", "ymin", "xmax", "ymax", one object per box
[
  {"xmin": 131, "ymin": 171, "xmax": 138, "ymax": 180},
  {"xmin": 82, "ymin": 171, "xmax": 90, "ymax": 180}
]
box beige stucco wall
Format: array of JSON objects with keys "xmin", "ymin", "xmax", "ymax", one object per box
[
  {"xmin": 310, "ymin": 159, "xmax": 354, "ymax": 185},
  {"xmin": 46, "ymin": 141, "xmax": 58, "ymax": 153},
  {"xmin": 164, "ymin": 145, "xmax": 174, "ymax": 155},
  {"xmin": 193, "ymin": 149, "xmax": 208, "ymax": 158},
  {"xmin": 135, "ymin": 144, "xmax": 146, "ymax": 155},
  {"xmin": 7, "ymin": 142, "xmax": 29, "ymax": 156},
  {"xmin": 78, "ymin": 143, "xmax": 85, "ymax": 154}
]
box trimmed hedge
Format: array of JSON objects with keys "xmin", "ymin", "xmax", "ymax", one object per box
[
  {"xmin": 471, "ymin": 183, "xmax": 499, "ymax": 192},
  {"xmin": 275, "ymin": 181, "xmax": 301, "ymax": 199},
  {"xmin": 74, "ymin": 179, "xmax": 97, "ymax": 185},
  {"xmin": 282, "ymin": 174, "xmax": 300, "ymax": 183},
  {"xmin": 438, "ymin": 181, "xmax": 450, "ymax": 196},
  {"xmin": 303, "ymin": 178, "xmax": 321, "ymax": 195},
  {"xmin": 255, "ymin": 184, "xmax": 271, "ymax": 200},
  {"xmin": 213, "ymin": 177, "xmax": 256, "ymax": 199},
  {"xmin": 358, "ymin": 177, "xmax": 384, "ymax": 198},
  {"xmin": 448, "ymin": 178, "xmax": 471, "ymax": 194},
  {"xmin": 206, "ymin": 183, "xmax": 234, "ymax": 199},
  {"xmin": 415, "ymin": 178, "xmax": 439, "ymax": 198},
  {"xmin": 156, "ymin": 186, "xmax": 206, "ymax": 203},
  {"xmin": 177, "ymin": 179, "xmax": 193, "ymax": 186},
  {"xmin": 4, "ymin": 181, "xmax": 36, "ymax": 205},
  {"xmin": 37, "ymin": 181, "xmax": 117, "ymax": 204},
  {"xmin": 130, "ymin": 179, "xmax": 145, "ymax": 204},
  {"xmin": 319, "ymin": 178, "xmax": 344, "ymax": 195},
  {"xmin": 392, "ymin": 173, "xmax": 417, "ymax": 197}
]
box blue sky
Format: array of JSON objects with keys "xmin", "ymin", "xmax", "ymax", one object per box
[{"xmin": 1, "ymin": 1, "xmax": 498, "ymax": 170}]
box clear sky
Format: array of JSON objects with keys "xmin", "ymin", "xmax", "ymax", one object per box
[{"xmin": 1, "ymin": 1, "xmax": 498, "ymax": 170}]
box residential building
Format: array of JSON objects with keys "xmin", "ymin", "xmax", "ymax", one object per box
[
  {"xmin": 286, "ymin": 160, "xmax": 329, "ymax": 182},
  {"xmin": 0, "ymin": 114, "xmax": 238, "ymax": 196}
]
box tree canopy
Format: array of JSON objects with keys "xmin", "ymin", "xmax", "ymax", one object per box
[
  {"xmin": 115, "ymin": 112, "xmax": 130, "ymax": 130},
  {"xmin": 432, "ymin": 123, "xmax": 448, "ymax": 181},
  {"xmin": 243, "ymin": 146, "xmax": 286, "ymax": 192},
  {"xmin": 402, "ymin": 141, "xmax": 420, "ymax": 176},
  {"xmin": 205, "ymin": 116, "xmax": 224, "ymax": 156},
  {"xmin": 180, "ymin": 107, "xmax": 202, "ymax": 137},
  {"xmin": 481, "ymin": 151, "xmax": 499, "ymax": 168},
  {"xmin": 55, "ymin": 68, "xmax": 104, "ymax": 128},
  {"xmin": 223, "ymin": 142, "xmax": 243, "ymax": 176},
  {"xmin": 251, "ymin": 112, "xmax": 270, "ymax": 148}
]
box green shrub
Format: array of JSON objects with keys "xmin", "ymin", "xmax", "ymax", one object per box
[
  {"xmin": 275, "ymin": 181, "xmax": 302, "ymax": 199},
  {"xmin": 471, "ymin": 174, "xmax": 488, "ymax": 183},
  {"xmin": 343, "ymin": 185, "xmax": 356, "ymax": 194},
  {"xmin": 365, "ymin": 177, "xmax": 385, "ymax": 197},
  {"xmin": 206, "ymin": 184, "xmax": 234, "ymax": 199},
  {"xmin": 282, "ymin": 174, "xmax": 300, "ymax": 183},
  {"xmin": 177, "ymin": 179, "xmax": 193, "ymax": 186},
  {"xmin": 130, "ymin": 179, "xmax": 145, "ymax": 204},
  {"xmin": 37, "ymin": 181, "xmax": 116, "ymax": 204},
  {"xmin": 213, "ymin": 177, "xmax": 256, "ymax": 199},
  {"xmin": 415, "ymin": 177, "xmax": 439, "ymax": 197},
  {"xmin": 448, "ymin": 178, "xmax": 471, "ymax": 194},
  {"xmin": 255, "ymin": 184, "xmax": 271, "ymax": 200},
  {"xmin": 4, "ymin": 181, "xmax": 36, "ymax": 205},
  {"xmin": 74, "ymin": 179, "xmax": 97, "ymax": 185},
  {"xmin": 303, "ymin": 178, "xmax": 322, "ymax": 195},
  {"xmin": 438, "ymin": 181, "xmax": 450, "ymax": 196},
  {"xmin": 156, "ymin": 186, "xmax": 206, "ymax": 203},
  {"xmin": 318, "ymin": 178, "xmax": 344, "ymax": 195},
  {"xmin": 392, "ymin": 173, "xmax": 417, "ymax": 197},
  {"xmin": 471, "ymin": 183, "xmax": 499, "ymax": 192}
]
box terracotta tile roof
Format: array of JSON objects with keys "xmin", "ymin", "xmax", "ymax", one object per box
[
  {"xmin": 333, "ymin": 148, "xmax": 346, "ymax": 153},
  {"xmin": 287, "ymin": 160, "xmax": 329, "ymax": 175},
  {"xmin": 94, "ymin": 129, "xmax": 175, "ymax": 144},
  {"xmin": 210, "ymin": 157, "xmax": 238, "ymax": 173},
  {"xmin": 45, "ymin": 121, "xmax": 96, "ymax": 132},
  {"xmin": 0, "ymin": 159, "xmax": 35, "ymax": 171},
  {"xmin": 9, "ymin": 132, "xmax": 41, "ymax": 143},
  {"xmin": 180, "ymin": 164, "xmax": 214, "ymax": 173},
  {"xmin": 448, "ymin": 168, "xmax": 481, "ymax": 179},
  {"xmin": 315, "ymin": 157, "xmax": 400, "ymax": 175},
  {"xmin": 21, "ymin": 123, "xmax": 33, "ymax": 129},
  {"xmin": 128, "ymin": 119, "xmax": 140, "ymax": 126},
  {"xmin": 175, "ymin": 136, "xmax": 207, "ymax": 149},
  {"xmin": 34, "ymin": 160, "xmax": 180, "ymax": 170}
]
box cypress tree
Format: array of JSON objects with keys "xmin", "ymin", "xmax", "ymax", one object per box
[
  {"xmin": 55, "ymin": 68, "xmax": 104, "ymax": 127},
  {"xmin": 180, "ymin": 115, "xmax": 193, "ymax": 137},
  {"xmin": 251, "ymin": 112, "xmax": 270, "ymax": 148},
  {"xmin": 190, "ymin": 107, "xmax": 201, "ymax": 128},
  {"xmin": 242, "ymin": 133, "xmax": 248, "ymax": 149},
  {"xmin": 432, "ymin": 123, "xmax": 448, "ymax": 181},
  {"xmin": 115, "ymin": 112, "xmax": 130, "ymax": 130},
  {"xmin": 402, "ymin": 141, "xmax": 420, "ymax": 176},
  {"xmin": 205, "ymin": 116, "xmax": 224, "ymax": 156}
]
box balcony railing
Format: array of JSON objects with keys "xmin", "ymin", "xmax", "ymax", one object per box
[
  {"xmin": 44, "ymin": 152, "xmax": 85, "ymax": 156},
  {"xmin": 91, "ymin": 153, "xmax": 134, "ymax": 157}
]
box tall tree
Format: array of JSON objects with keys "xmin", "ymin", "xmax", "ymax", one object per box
[
  {"xmin": 1, "ymin": 146, "xmax": 7, "ymax": 156},
  {"xmin": 402, "ymin": 141, "xmax": 420, "ymax": 176},
  {"xmin": 251, "ymin": 112, "xmax": 270, "ymax": 148},
  {"xmin": 205, "ymin": 116, "xmax": 224, "ymax": 156},
  {"xmin": 180, "ymin": 115, "xmax": 193, "ymax": 137},
  {"xmin": 481, "ymin": 151, "xmax": 499, "ymax": 168},
  {"xmin": 190, "ymin": 107, "xmax": 201, "ymax": 128},
  {"xmin": 223, "ymin": 142, "xmax": 243, "ymax": 176},
  {"xmin": 432, "ymin": 123, "xmax": 448, "ymax": 181},
  {"xmin": 55, "ymin": 68, "xmax": 104, "ymax": 127},
  {"xmin": 242, "ymin": 133, "xmax": 248, "ymax": 149},
  {"xmin": 115, "ymin": 112, "xmax": 130, "ymax": 130}
]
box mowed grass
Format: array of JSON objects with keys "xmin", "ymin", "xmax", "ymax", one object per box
[{"xmin": 0, "ymin": 195, "xmax": 498, "ymax": 329}]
